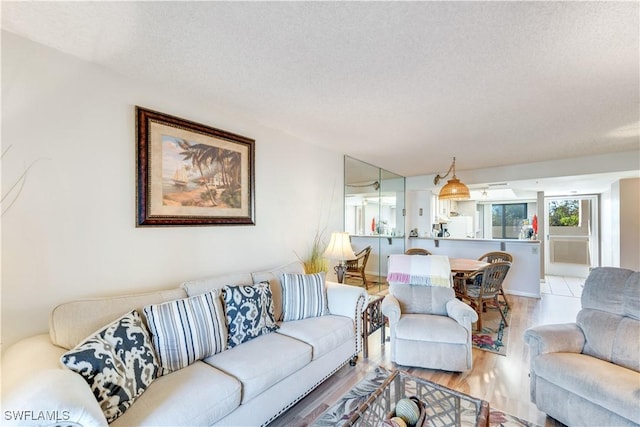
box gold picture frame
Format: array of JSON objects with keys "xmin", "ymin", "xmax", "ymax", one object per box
[{"xmin": 136, "ymin": 107, "xmax": 255, "ymax": 226}]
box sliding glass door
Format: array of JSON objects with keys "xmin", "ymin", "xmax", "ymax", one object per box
[{"xmin": 544, "ymin": 195, "xmax": 598, "ymax": 277}]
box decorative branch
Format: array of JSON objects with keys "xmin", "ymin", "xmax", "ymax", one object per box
[{"xmin": 1, "ymin": 145, "xmax": 50, "ymax": 216}]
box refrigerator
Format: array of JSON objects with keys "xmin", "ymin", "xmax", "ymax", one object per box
[{"xmin": 446, "ymin": 216, "xmax": 474, "ymax": 238}]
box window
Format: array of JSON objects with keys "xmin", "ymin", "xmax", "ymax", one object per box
[
  {"xmin": 549, "ymin": 199, "xmax": 580, "ymax": 227},
  {"xmin": 492, "ymin": 203, "xmax": 527, "ymax": 239}
]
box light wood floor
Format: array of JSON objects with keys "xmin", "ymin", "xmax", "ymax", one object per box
[{"xmin": 270, "ymin": 291, "xmax": 580, "ymax": 427}]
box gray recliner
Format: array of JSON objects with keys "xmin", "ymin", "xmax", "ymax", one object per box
[
  {"xmin": 381, "ymin": 283, "xmax": 478, "ymax": 372},
  {"xmin": 524, "ymin": 267, "xmax": 640, "ymax": 426}
]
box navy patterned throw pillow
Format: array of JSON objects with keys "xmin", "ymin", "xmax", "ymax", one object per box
[
  {"xmin": 61, "ymin": 310, "xmax": 159, "ymax": 423},
  {"xmin": 223, "ymin": 282, "xmax": 279, "ymax": 349}
]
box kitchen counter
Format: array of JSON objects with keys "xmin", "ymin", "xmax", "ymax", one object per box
[
  {"xmin": 408, "ymin": 237, "xmax": 541, "ymax": 298},
  {"xmin": 411, "ymin": 236, "xmax": 540, "ymax": 245},
  {"xmin": 351, "ymin": 235, "xmax": 405, "ymax": 238}
]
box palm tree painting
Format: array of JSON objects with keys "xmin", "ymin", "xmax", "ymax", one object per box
[
  {"xmin": 161, "ymin": 136, "xmax": 242, "ymax": 209},
  {"xmin": 137, "ymin": 106, "xmax": 255, "ymax": 226}
]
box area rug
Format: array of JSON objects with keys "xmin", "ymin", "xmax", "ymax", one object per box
[
  {"xmin": 313, "ymin": 367, "xmax": 538, "ymax": 427},
  {"xmin": 472, "ymin": 303, "xmax": 511, "ymax": 356}
]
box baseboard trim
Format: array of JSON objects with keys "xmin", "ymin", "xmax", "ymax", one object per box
[{"xmin": 504, "ymin": 289, "xmax": 541, "ymax": 299}]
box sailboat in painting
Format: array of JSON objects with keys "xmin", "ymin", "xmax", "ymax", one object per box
[{"xmin": 172, "ymin": 166, "xmax": 189, "ymax": 187}]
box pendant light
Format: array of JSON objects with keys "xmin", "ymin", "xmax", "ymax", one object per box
[{"xmin": 433, "ymin": 157, "xmax": 470, "ymax": 200}]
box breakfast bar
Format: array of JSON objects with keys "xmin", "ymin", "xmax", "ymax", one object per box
[{"xmin": 407, "ymin": 237, "xmax": 541, "ymax": 298}]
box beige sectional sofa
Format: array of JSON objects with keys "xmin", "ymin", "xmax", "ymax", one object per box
[
  {"xmin": 524, "ymin": 267, "xmax": 640, "ymax": 427},
  {"xmin": 2, "ymin": 261, "xmax": 368, "ymax": 426}
]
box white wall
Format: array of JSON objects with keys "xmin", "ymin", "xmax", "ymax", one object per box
[
  {"xmin": 605, "ymin": 178, "xmax": 640, "ymax": 270},
  {"xmin": 619, "ymin": 178, "xmax": 640, "ymax": 270},
  {"xmin": 600, "ymin": 189, "xmax": 613, "ymax": 266},
  {"xmin": 1, "ymin": 32, "xmax": 344, "ymax": 349}
]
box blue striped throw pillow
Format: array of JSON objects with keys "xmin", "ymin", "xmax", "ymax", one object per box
[
  {"xmin": 143, "ymin": 291, "xmax": 227, "ymax": 374},
  {"xmin": 281, "ymin": 272, "xmax": 328, "ymax": 321}
]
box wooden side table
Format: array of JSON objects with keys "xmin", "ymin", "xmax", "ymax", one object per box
[{"xmin": 363, "ymin": 295, "xmax": 386, "ymax": 359}]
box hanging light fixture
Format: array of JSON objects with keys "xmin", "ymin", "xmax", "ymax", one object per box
[{"xmin": 433, "ymin": 157, "xmax": 470, "ymax": 200}]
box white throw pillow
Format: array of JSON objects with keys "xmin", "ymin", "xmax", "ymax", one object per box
[
  {"xmin": 143, "ymin": 290, "xmax": 227, "ymax": 374},
  {"xmin": 281, "ymin": 272, "xmax": 328, "ymax": 321}
]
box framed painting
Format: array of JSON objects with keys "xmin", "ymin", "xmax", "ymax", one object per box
[{"xmin": 136, "ymin": 106, "xmax": 255, "ymax": 226}]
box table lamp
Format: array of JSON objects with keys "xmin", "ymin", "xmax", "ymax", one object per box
[{"xmin": 323, "ymin": 232, "xmax": 356, "ymax": 283}]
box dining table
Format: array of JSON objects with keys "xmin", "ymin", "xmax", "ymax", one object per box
[{"xmin": 449, "ymin": 257, "xmax": 490, "ymax": 298}]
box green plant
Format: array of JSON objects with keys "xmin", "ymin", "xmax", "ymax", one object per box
[
  {"xmin": 298, "ymin": 230, "xmax": 329, "ymax": 274},
  {"xmin": 549, "ymin": 200, "xmax": 580, "ymax": 227}
]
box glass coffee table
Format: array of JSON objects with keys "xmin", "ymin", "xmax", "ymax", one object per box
[{"xmin": 341, "ymin": 369, "xmax": 489, "ymax": 427}]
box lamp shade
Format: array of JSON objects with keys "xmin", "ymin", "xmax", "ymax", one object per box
[
  {"xmin": 323, "ymin": 232, "xmax": 356, "ymax": 261},
  {"xmin": 438, "ymin": 178, "xmax": 470, "ymax": 200}
]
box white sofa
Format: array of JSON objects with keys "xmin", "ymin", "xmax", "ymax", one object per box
[{"xmin": 2, "ymin": 261, "xmax": 368, "ymax": 427}]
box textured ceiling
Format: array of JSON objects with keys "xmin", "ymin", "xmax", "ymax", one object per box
[{"xmin": 2, "ymin": 1, "xmax": 639, "ymax": 179}]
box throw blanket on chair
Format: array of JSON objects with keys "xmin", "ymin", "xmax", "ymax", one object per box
[{"xmin": 387, "ymin": 254, "xmax": 452, "ymax": 287}]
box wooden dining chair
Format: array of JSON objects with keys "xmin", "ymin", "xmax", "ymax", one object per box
[
  {"xmin": 404, "ymin": 248, "xmax": 432, "ymax": 256},
  {"xmin": 478, "ymin": 251, "xmax": 512, "ymax": 309},
  {"xmin": 459, "ymin": 261, "xmax": 511, "ymax": 331},
  {"xmin": 345, "ymin": 246, "xmax": 372, "ymax": 289}
]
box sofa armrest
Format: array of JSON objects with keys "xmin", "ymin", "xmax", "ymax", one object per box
[
  {"xmin": 523, "ymin": 323, "xmax": 585, "ymax": 404},
  {"xmin": 3, "ymin": 369, "xmax": 108, "ymax": 427},
  {"xmin": 326, "ymin": 281, "xmax": 367, "ymax": 354},
  {"xmin": 446, "ymin": 298, "xmax": 478, "ymax": 331},
  {"xmin": 524, "ymin": 323, "xmax": 585, "ymax": 358},
  {"xmin": 2, "ymin": 334, "xmax": 67, "ymax": 391},
  {"xmin": 326, "ymin": 281, "xmax": 367, "ymax": 319},
  {"xmin": 381, "ymin": 295, "xmax": 401, "ymax": 323},
  {"xmin": 2, "ymin": 334, "xmax": 108, "ymax": 426}
]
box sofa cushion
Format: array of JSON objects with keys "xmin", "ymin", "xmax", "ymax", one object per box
[
  {"xmin": 623, "ymin": 271, "xmax": 640, "ymax": 320},
  {"xmin": 533, "ymin": 353, "xmax": 640, "ymax": 424},
  {"xmin": 281, "ymin": 272, "xmax": 328, "ymax": 321},
  {"xmin": 111, "ymin": 362, "xmax": 241, "ymax": 427},
  {"xmin": 60, "ymin": 310, "xmax": 159, "ymax": 423},
  {"xmin": 577, "ymin": 309, "xmax": 640, "ymax": 372},
  {"xmin": 395, "ymin": 314, "xmax": 468, "ymax": 344},
  {"xmin": 223, "ymin": 282, "xmax": 279, "ymax": 349},
  {"xmin": 204, "ymin": 332, "xmax": 311, "ymax": 403},
  {"xmin": 143, "ymin": 291, "xmax": 227, "ymax": 374},
  {"xmin": 50, "ymin": 288, "xmax": 188, "ymax": 350},
  {"xmin": 276, "ymin": 315, "xmax": 355, "ymax": 360},
  {"xmin": 251, "ymin": 261, "xmax": 305, "ymax": 321},
  {"xmin": 577, "ymin": 268, "xmax": 640, "ymax": 371},
  {"xmin": 389, "ymin": 284, "xmax": 454, "ymax": 315},
  {"xmin": 580, "ymin": 267, "xmax": 636, "ymax": 316},
  {"xmin": 181, "ymin": 272, "xmax": 254, "ymax": 297}
]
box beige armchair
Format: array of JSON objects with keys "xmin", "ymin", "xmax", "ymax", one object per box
[
  {"xmin": 382, "ymin": 283, "xmax": 478, "ymax": 372},
  {"xmin": 524, "ymin": 267, "xmax": 640, "ymax": 426}
]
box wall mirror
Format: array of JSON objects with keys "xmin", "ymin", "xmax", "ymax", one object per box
[{"xmin": 344, "ymin": 156, "xmax": 405, "ymax": 293}]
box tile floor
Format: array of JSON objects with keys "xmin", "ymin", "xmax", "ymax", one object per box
[{"xmin": 542, "ymin": 275, "xmax": 585, "ymax": 298}]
